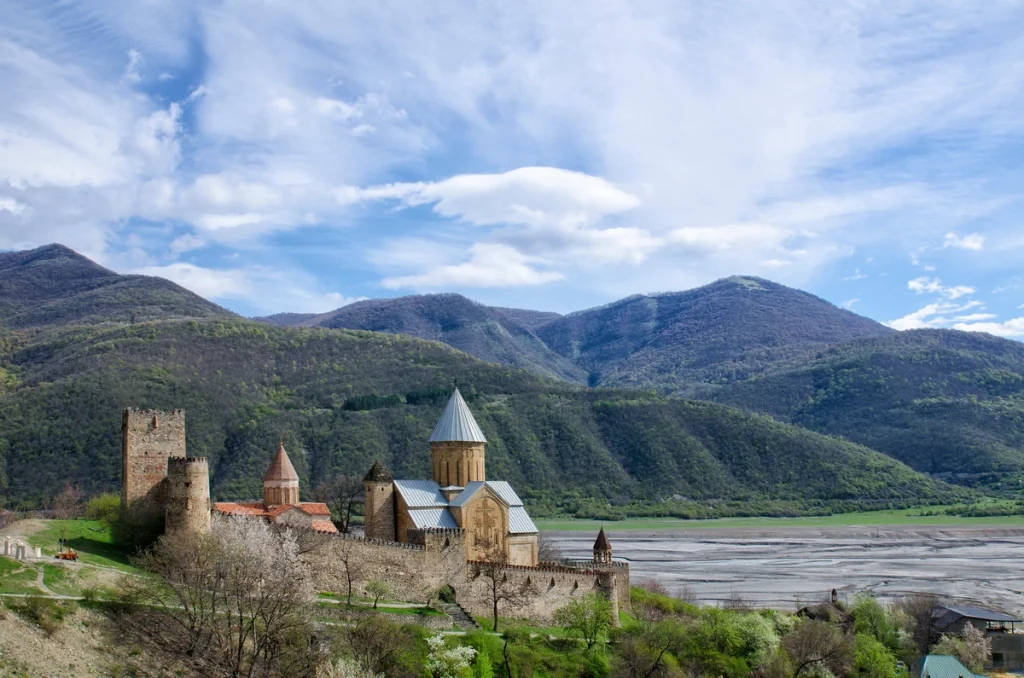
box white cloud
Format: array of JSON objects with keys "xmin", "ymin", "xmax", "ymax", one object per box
[
  {"xmin": 382, "ymin": 243, "xmax": 563, "ymax": 289},
  {"xmin": 134, "ymin": 262, "xmax": 360, "ymax": 313},
  {"xmin": 908, "ymin": 277, "xmax": 976, "ymax": 299},
  {"xmin": 944, "ymin": 232, "xmax": 985, "ymax": 251},
  {"xmin": 887, "ymin": 300, "xmax": 983, "ymax": 331},
  {"xmin": 952, "ymin": 317, "xmax": 1024, "ymax": 338},
  {"xmin": 842, "ymin": 298, "xmax": 860, "ymax": 310},
  {"xmin": 122, "ymin": 49, "xmax": 144, "ymax": 85},
  {"xmin": 0, "ymin": 197, "xmax": 27, "ymax": 215}
]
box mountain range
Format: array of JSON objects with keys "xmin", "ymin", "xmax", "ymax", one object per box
[{"xmin": 1, "ymin": 243, "xmax": 1021, "ymax": 514}]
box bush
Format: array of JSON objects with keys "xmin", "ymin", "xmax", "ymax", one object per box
[
  {"xmin": 13, "ymin": 595, "xmax": 72, "ymax": 637},
  {"xmin": 85, "ymin": 492, "xmax": 121, "ymax": 524}
]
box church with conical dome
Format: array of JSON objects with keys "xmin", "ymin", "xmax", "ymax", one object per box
[{"xmin": 363, "ymin": 388, "xmax": 540, "ymax": 566}]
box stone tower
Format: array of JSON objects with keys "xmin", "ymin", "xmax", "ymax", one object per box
[
  {"xmin": 593, "ymin": 527, "xmax": 612, "ymax": 564},
  {"xmin": 429, "ymin": 388, "xmax": 486, "ymax": 489},
  {"xmin": 363, "ymin": 460, "xmax": 395, "ymax": 541},
  {"xmin": 165, "ymin": 457, "xmax": 212, "ymax": 534},
  {"xmin": 264, "ymin": 441, "xmax": 299, "ymax": 505},
  {"xmin": 122, "ymin": 408, "xmax": 186, "ymax": 525}
]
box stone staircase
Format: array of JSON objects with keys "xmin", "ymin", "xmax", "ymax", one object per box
[{"xmin": 443, "ymin": 603, "xmax": 480, "ymax": 631}]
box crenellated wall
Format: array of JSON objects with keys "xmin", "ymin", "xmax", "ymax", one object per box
[{"xmin": 302, "ymin": 528, "xmax": 629, "ymax": 624}]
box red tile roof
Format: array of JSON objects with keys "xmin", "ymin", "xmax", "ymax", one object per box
[
  {"xmin": 311, "ymin": 520, "xmax": 338, "ymax": 533},
  {"xmin": 213, "ymin": 501, "xmax": 333, "ymax": 520}
]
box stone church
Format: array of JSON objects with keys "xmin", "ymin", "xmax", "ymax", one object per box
[
  {"xmin": 363, "ymin": 388, "xmax": 540, "ymax": 566},
  {"xmin": 121, "ymin": 389, "xmax": 630, "ymax": 624}
]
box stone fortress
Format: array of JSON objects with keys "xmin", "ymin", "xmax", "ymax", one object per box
[{"xmin": 121, "ymin": 389, "xmax": 630, "ymax": 624}]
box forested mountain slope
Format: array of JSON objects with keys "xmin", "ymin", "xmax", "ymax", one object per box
[
  {"xmin": 298, "ymin": 293, "xmax": 585, "ymax": 382},
  {"xmin": 0, "ymin": 244, "xmax": 232, "ymax": 328},
  {"xmin": 715, "ymin": 330, "xmax": 1024, "ymax": 490},
  {"xmin": 535, "ymin": 276, "xmax": 894, "ymax": 391},
  {"xmin": 0, "ymin": 319, "xmax": 960, "ymax": 515}
]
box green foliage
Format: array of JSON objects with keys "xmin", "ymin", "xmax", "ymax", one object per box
[
  {"xmin": 853, "ymin": 633, "xmax": 899, "ymax": 678},
  {"xmin": 717, "ymin": 330, "xmax": 1024, "ymax": 493},
  {"xmin": 852, "ymin": 595, "xmax": 899, "ymax": 650},
  {"xmin": 85, "ymin": 492, "xmax": 121, "ymax": 524},
  {"xmin": 553, "ymin": 593, "xmax": 614, "ymax": 649}
]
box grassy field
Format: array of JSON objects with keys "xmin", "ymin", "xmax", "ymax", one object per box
[
  {"xmin": 536, "ymin": 505, "xmax": 1024, "ymax": 531},
  {"xmin": 26, "ymin": 519, "xmax": 143, "ymax": 572}
]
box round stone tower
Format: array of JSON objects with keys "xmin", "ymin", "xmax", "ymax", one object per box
[
  {"xmin": 363, "ymin": 460, "xmax": 395, "ymax": 541},
  {"xmin": 165, "ymin": 457, "xmax": 211, "ymax": 534},
  {"xmin": 264, "ymin": 441, "xmax": 300, "ymax": 505},
  {"xmin": 429, "ymin": 388, "xmax": 486, "ymax": 488}
]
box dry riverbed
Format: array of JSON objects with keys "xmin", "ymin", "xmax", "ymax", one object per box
[{"xmin": 549, "ymin": 525, "xmax": 1024, "ymax": 614}]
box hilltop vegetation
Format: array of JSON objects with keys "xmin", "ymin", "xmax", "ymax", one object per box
[
  {"xmin": 716, "ymin": 329, "xmax": 1024, "ymax": 491},
  {"xmin": 0, "ymin": 318, "xmax": 962, "ymax": 514},
  {"xmin": 0, "ymin": 244, "xmax": 232, "ymax": 328}
]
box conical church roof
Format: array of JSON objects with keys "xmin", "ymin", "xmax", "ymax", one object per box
[
  {"xmin": 593, "ymin": 527, "xmax": 612, "ymax": 551},
  {"xmin": 429, "ymin": 388, "xmax": 487, "ymax": 443},
  {"xmin": 264, "ymin": 441, "xmax": 299, "ymax": 482}
]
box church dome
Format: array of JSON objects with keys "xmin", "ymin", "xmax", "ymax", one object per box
[
  {"xmin": 264, "ymin": 441, "xmax": 299, "ymax": 482},
  {"xmin": 429, "ymin": 388, "xmax": 487, "ymax": 443}
]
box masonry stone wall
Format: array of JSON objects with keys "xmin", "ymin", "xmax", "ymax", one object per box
[
  {"xmin": 122, "ymin": 408, "xmax": 186, "ymax": 525},
  {"xmin": 301, "ymin": 528, "xmax": 629, "ymax": 625},
  {"xmin": 430, "ymin": 441, "xmax": 485, "ymax": 486},
  {"xmin": 363, "ymin": 480, "xmax": 395, "ymax": 542},
  {"xmin": 165, "ymin": 457, "xmax": 211, "ymax": 534}
]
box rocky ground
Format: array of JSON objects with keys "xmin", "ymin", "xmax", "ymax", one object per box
[{"xmin": 550, "ymin": 525, "xmax": 1024, "ymax": 613}]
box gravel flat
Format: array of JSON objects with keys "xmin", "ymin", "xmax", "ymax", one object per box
[{"xmin": 548, "ymin": 525, "xmax": 1024, "ymax": 614}]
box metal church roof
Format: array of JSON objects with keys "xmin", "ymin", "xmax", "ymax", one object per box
[
  {"xmin": 919, "ymin": 655, "xmax": 984, "ymax": 678},
  {"xmin": 408, "ymin": 508, "xmax": 459, "ymax": 530},
  {"xmin": 449, "ymin": 481, "xmax": 486, "ymax": 507},
  {"xmin": 428, "ymin": 388, "xmax": 487, "ymax": 443},
  {"xmin": 486, "ymin": 481, "xmax": 523, "ymax": 507},
  {"xmin": 393, "ymin": 480, "xmax": 448, "ymax": 508},
  {"xmin": 508, "ymin": 506, "xmax": 538, "ymax": 534}
]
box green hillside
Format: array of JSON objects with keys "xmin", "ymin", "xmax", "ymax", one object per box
[
  {"xmin": 303, "ymin": 293, "xmax": 585, "ymax": 382},
  {"xmin": 536, "ymin": 276, "xmax": 893, "ymax": 391},
  {"xmin": 0, "ymin": 244, "xmax": 232, "ymax": 328},
  {"xmin": 715, "ymin": 329, "xmax": 1024, "ymax": 491},
  {"xmin": 0, "ymin": 319, "xmax": 962, "ymax": 515}
]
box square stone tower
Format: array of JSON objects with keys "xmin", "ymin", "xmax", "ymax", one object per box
[{"xmin": 121, "ymin": 408, "xmax": 186, "ymax": 525}]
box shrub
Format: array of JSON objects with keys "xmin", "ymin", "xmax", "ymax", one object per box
[
  {"xmin": 85, "ymin": 492, "xmax": 121, "ymax": 524},
  {"xmin": 13, "ymin": 595, "xmax": 72, "ymax": 637}
]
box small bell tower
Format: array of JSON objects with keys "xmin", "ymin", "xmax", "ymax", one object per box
[{"xmin": 593, "ymin": 527, "xmax": 612, "ymax": 564}]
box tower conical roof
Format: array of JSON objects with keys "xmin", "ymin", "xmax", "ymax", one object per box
[
  {"xmin": 593, "ymin": 527, "xmax": 611, "ymax": 551},
  {"xmin": 363, "ymin": 460, "xmax": 394, "ymax": 483},
  {"xmin": 428, "ymin": 388, "xmax": 487, "ymax": 443},
  {"xmin": 264, "ymin": 441, "xmax": 299, "ymax": 482}
]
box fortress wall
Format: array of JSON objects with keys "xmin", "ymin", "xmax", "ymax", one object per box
[{"xmin": 122, "ymin": 408, "xmax": 186, "ymax": 525}]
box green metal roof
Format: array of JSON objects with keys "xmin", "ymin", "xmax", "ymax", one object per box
[{"xmin": 919, "ymin": 655, "xmax": 983, "ymax": 678}]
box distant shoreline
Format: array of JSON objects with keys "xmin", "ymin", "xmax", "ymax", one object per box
[{"xmin": 536, "ymin": 509, "xmax": 1024, "ymax": 534}]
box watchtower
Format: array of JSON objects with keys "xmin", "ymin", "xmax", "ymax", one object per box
[
  {"xmin": 122, "ymin": 408, "xmax": 186, "ymax": 525},
  {"xmin": 593, "ymin": 527, "xmax": 612, "ymax": 564},
  {"xmin": 363, "ymin": 460, "xmax": 395, "ymax": 541},
  {"xmin": 429, "ymin": 388, "xmax": 486, "ymax": 489},
  {"xmin": 165, "ymin": 457, "xmax": 212, "ymax": 534}
]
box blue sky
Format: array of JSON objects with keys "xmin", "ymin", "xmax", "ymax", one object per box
[{"xmin": 1, "ymin": 1, "xmax": 1022, "ymax": 337}]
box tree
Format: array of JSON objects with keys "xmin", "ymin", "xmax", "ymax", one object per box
[
  {"xmin": 852, "ymin": 595, "xmax": 897, "ymax": 648},
  {"xmin": 84, "ymin": 492, "xmax": 120, "ymax": 524},
  {"xmin": 783, "ymin": 619, "xmax": 853, "ymax": 678},
  {"xmin": 472, "ymin": 551, "xmax": 529, "ymax": 633},
  {"xmin": 896, "ymin": 594, "xmax": 940, "ymax": 658},
  {"xmin": 610, "ymin": 618, "xmax": 685, "ymax": 678},
  {"xmin": 365, "ymin": 579, "xmax": 390, "ymax": 609},
  {"xmin": 537, "ymin": 532, "xmax": 564, "ymax": 562},
  {"xmin": 313, "ymin": 474, "xmax": 363, "ymax": 534},
  {"xmin": 345, "ymin": 615, "xmax": 406, "ymax": 675},
  {"xmin": 130, "ymin": 515, "xmax": 320, "ymax": 677},
  {"xmin": 854, "ymin": 633, "xmax": 898, "ymax": 678},
  {"xmin": 931, "ymin": 625, "xmax": 991, "ymax": 673},
  {"xmin": 336, "ymin": 539, "xmax": 364, "ymax": 605},
  {"xmin": 51, "ymin": 482, "xmax": 84, "ymax": 520},
  {"xmin": 554, "ymin": 593, "xmax": 614, "ymax": 650},
  {"xmin": 426, "ymin": 633, "xmax": 477, "ymax": 678}
]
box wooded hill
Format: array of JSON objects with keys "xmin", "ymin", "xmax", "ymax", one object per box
[
  {"xmin": 0, "ymin": 318, "xmax": 961, "ymax": 514},
  {"xmin": 0, "ymin": 243, "xmax": 1015, "ymax": 509}
]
